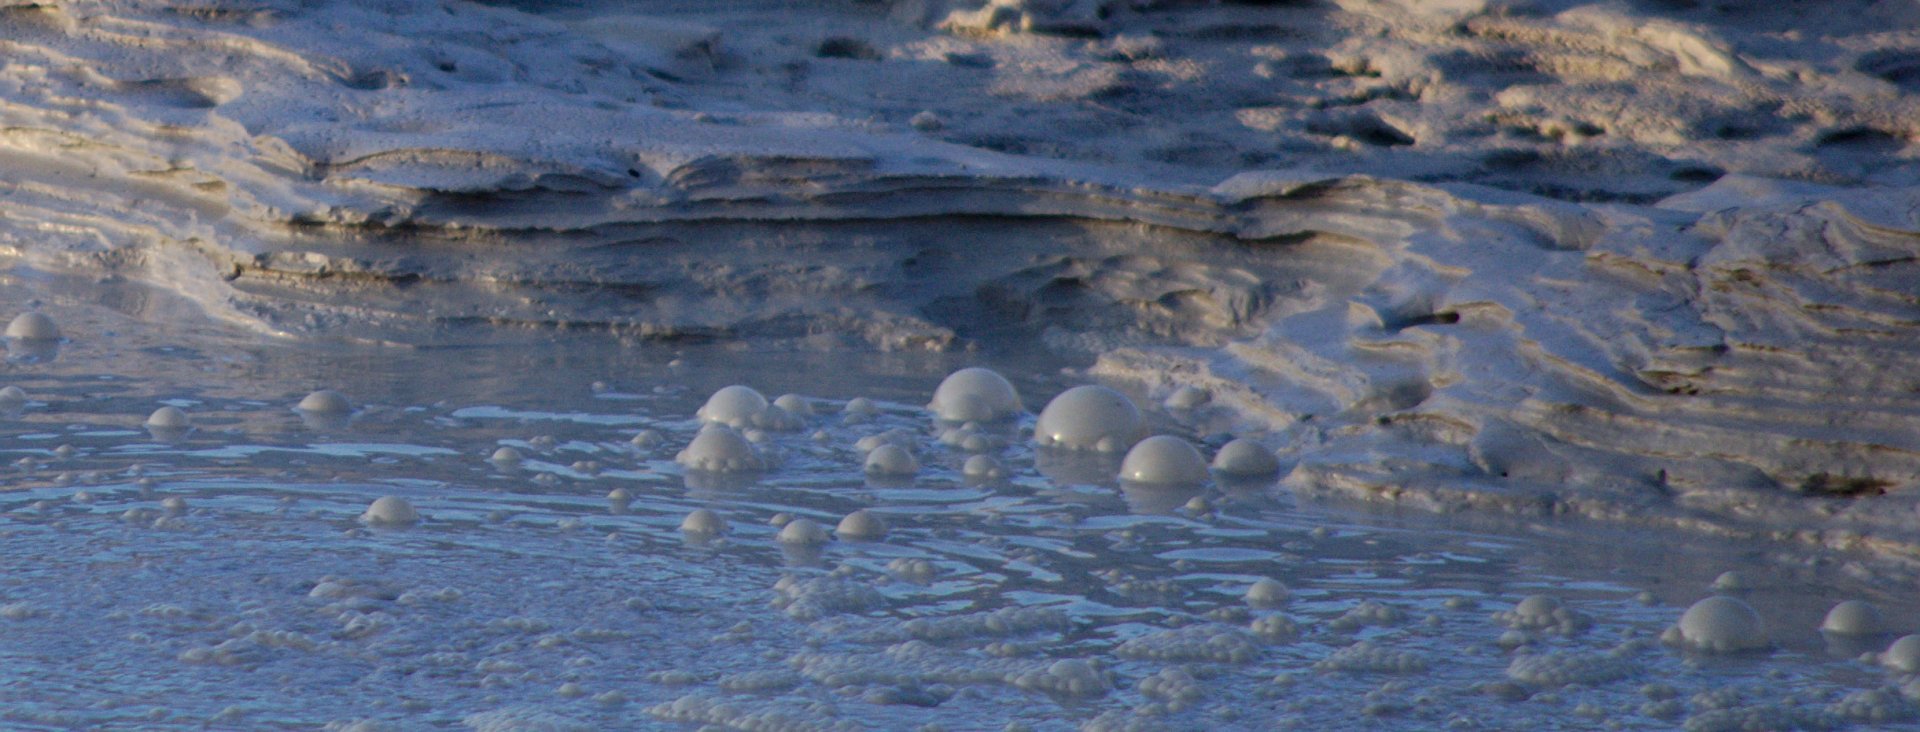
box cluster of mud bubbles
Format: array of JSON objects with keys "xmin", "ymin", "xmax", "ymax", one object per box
[{"xmin": 5, "ymin": 284, "xmax": 1920, "ymax": 732}]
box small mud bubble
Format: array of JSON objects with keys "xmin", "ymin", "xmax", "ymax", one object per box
[
  {"xmin": 773, "ymin": 394, "xmax": 813, "ymax": 416},
  {"xmin": 777, "ymin": 518, "xmax": 828, "ymax": 545},
  {"xmin": 1882, "ymin": 635, "xmax": 1920, "ymax": 672},
  {"xmin": 361, "ymin": 496, "xmax": 420, "ymax": 526},
  {"xmin": 963, "ymin": 454, "xmax": 1006, "ymax": 480},
  {"xmin": 698, "ymin": 385, "xmax": 770, "ymax": 429},
  {"xmin": 855, "ymin": 429, "xmax": 916, "ymax": 453},
  {"xmin": 844, "ymin": 397, "xmax": 879, "ymax": 420},
  {"xmin": 681, "ymin": 508, "xmax": 727, "ymax": 535},
  {"xmin": 491, "ymin": 446, "xmax": 525, "ymax": 464},
  {"xmin": 1245, "ymin": 578, "xmax": 1290, "ymax": 607},
  {"xmin": 676, "ymin": 426, "xmax": 764, "ymax": 472},
  {"xmin": 1665, "ymin": 596, "xmax": 1769, "ymax": 653},
  {"xmin": 1212, "ymin": 438, "xmax": 1280, "ymax": 477},
  {"xmin": 1034, "ymin": 385, "xmax": 1146, "ymax": 453},
  {"xmin": 1822, "ymin": 600, "xmax": 1886, "ymax": 636},
  {"xmin": 297, "ymin": 390, "xmax": 351, "ymax": 414},
  {"xmin": 630, "ymin": 429, "xmax": 664, "ymax": 448},
  {"xmin": 1163, "ymin": 385, "xmax": 1210, "ymax": 410},
  {"xmin": 0, "ymin": 385, "xmax": 26, "ymax": 407},
  {"xmin": 5, "ymin": 312, "xmax": 59, "ymax": 340},
  {"xmin": 836, "ymin": 509, "xmax": 887, "ymax": 540},
  {"xmin": 1710, "ymin": 571, "xmax": 1754, "ymax": 591},
  {"xmin": 1495, "ymin": 594, "xmax": 1592, "ymax": 634},
  {"xmin": 145, "ymin": 406, "xmax": 190, "ymax": 429},
  {"xmin": 928, "ymin": 367, "xmax": 1023, "ymax": 422},
  {"xmin": 864, "ymin": 444, "xmax": 919, "ymax": 476},
  {"xmin": 1119, "ymin": 435, "xmax": 1209, "ymax": 485}
]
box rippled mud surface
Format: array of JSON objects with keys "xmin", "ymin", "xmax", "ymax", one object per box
[{"xmin": 4, "ymin": 269, "xmax": 1920, "ymax": 731}]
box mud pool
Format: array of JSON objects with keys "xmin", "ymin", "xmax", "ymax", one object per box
[{"xmin": 0, "ymin": 268, "xmax": 1914, "ymax": 732}]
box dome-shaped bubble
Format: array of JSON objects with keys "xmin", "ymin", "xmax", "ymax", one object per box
[
  {"xmin": 0, "ymin": 385, "xmax": 27, "ymax": 405},
  {"xmin": 697, "ymin": 385, "xmax": 769, "ymax": 429},
  {"xmin": 1163, "ymin": 385, "xmax": 1210, "ymax": 410},
  {"xmin": 1513, "ymin": 595, "xmax": 1563, "ymax": 619},
  {"xmin": 1034, "ymin": 385, "xmax": 1147, "ymax": 453},
  {"xmin": 864, "ymin": 444, "xmax": 919, "ymax": 476},
  {"xmin": 1822, "ymin": 600, "xmax": 1886, "ymax": 636},
  {"xmin": 928, "ymin": 367, "xmax": 1023, "ymax": 422},
  {"xmin": 5, "ymin": 312, "xmax": 58, "ymax": 340},
  {"xmin": 490, "ymin": 446, "xmax": 525, "ymax": 464},
  {"xmin": 680, "ymin": 508, "xmax": 728, "ymax": 535},
  {"xmin": 676, "ymin": 426, "xmax": 765, "ymax": 472},
  {"xmin": 1673, "ymin": 596, "xmax": 1769, "ymax": 653},
  {"xmin": 145, "ymin": 406, "xmax": 190, "ymax": 429},
  {"xmin": 855, "ymin": 429, "xmax": 916, "ymax": 454},
  {"xmin": 1245, "ymin": 578, "xmax": 1290, "ymax": 607},
  {"xmin": 361, "ymin": 496, "xmax": 419, "ymax": 526},
  {"xmin": 1118, "ymin": 435, "xmax": 1209, "ymax": 485},
  {"xmin": 836, "ymin": 509, "xmax": 887, "ymax": 540},
  {"xmin": 1710, "ymin": 571, "xmax": 1753, "ymax": 591},
  {"xmin": 1884, "ymin": 635, "xmax": 1920, "ymax": 673},
  {"xmin": 962, "ymin": 454, "xmax": 1005, "ymax": 480},
  {"xmin": 297, "ymin": 390, "xmax": 351, "ymax": 414},
  {"xmin": 1211, "ymin": 438, "xmax": 1280, "ymax": 477},
  {"xmin": 777, "ymin": 518, "xmax": 829, "ymax": 545},
  {"xmin": 773, "ymin": 394, "xmax": 813, "ymax": 416}
]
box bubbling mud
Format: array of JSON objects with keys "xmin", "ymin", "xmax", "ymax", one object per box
[
  {"xmin": 698, "ymin": 385, "xmax": 771, "ymax": 429},
  {"xmin": 862, "ymin": 444, "xmax": 919, "ymax": 477},
  {"xmin": 1823, "ymin": 600, "xmax": 1887, "ymax": 637},
  {"xmin": 5, "ymin": 312, "xmax": 59, "ymax": 341},
  {"xmin": 296, "ymin": 390, "xmax": 351, "ymax": 415},
  {"xmin": 1117, "ymin": 435, "xmax": 1209, "ymax": 485},
  {"xmin": 676, "ymin": 426, "xmax": 764, "ymax": 473},
  {"xmin": 144, "ymin": 406, "xmax": 190, "ymax": 430},
  {"xmin": 1211, "ymin": 438, "xmax": 1280, "ymax": 478},
  {"xmin": 834, "ymin": 509, "xmax": 887, "ymax": 541},
  {"xmin": 360, "ymin": 496, "xmax": 420, "ymax": 526},
  {"xmin": 680, "ymin": 508, "xmax": 728, "ymax": 535},
  {"xmin": 1667, "ymin": 596, "xmax": 1771, "ymax": 653},
  {"xmin": 1033, "ymin": 386, "xmax": 1147, "ymax": 453},
  {"xmin": 927, "ymin": 367, "xmax": 1022, "ymax": 423}
]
